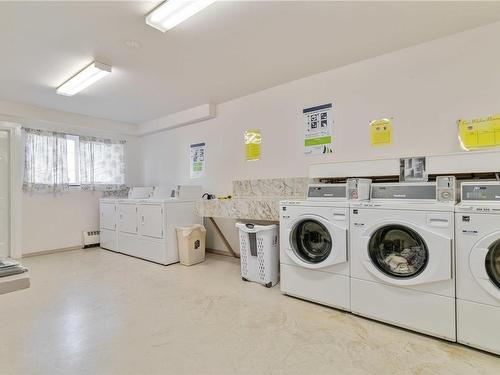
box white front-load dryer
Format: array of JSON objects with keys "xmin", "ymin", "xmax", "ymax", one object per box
[
  {"xmin": 456, "ymin": 182, "xmax": 500, "ymax": 355},
  {"xmin": 280, "ymin": 200, "xmax": 351, "ymax": 310},
  {"xmin": 350, "ymin": 182, "xmax": 456, "ymax": 341}
]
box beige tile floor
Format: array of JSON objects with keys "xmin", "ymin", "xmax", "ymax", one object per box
[{"xmin": 0, "ymin": 249, "xmax": 499, "ymax": 375}]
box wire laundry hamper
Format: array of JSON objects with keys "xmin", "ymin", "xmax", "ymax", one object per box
[{"xmin": 235, "ymin": 223, "xmax": 279, "ymax": 287}]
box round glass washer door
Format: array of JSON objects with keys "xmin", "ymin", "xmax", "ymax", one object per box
[
  {"xmin": 368, "ymin": 224, "xmax": 429, "ymax": 278},
  {"xmin": 290, "ymin": 219, "xmax": 332, "ymax": 263},
  {"xmin": 485, "ymin": 240, "xmax": 500, "ymax": 289}
]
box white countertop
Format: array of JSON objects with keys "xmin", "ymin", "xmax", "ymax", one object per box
[{"xmin": 196, "ymin": 198, "xmax": 281, "ymax": 221}]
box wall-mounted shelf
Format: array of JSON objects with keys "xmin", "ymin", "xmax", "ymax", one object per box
[{"xmin": 309, "ymin": 149, "xmax": 500, "ymax": 179}]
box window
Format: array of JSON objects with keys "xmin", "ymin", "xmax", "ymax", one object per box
[
  {"xmin": 23, "ymin": 128, "xmax": 126, "ymax": 192},
  {"xmin": 79, "ymin": 136, "xmax": 126, "ymax": 190},
  {"xmin": 23, "ymin": 128, "xmax": 69, "ymax": 192},
  {"xmin": 66, "ymin": 135, "xmax": 80, "ymax": 186}
]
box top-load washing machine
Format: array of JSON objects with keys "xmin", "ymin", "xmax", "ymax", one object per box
[
  {"xmin": 280, "ymin": 179, "xmax": 370, "ymax": 310},
  {"xmin": 350, "ymin": 178, "xmax": 457, "ymax": 340},
  {"xmin": 100, "ymin": 185, "xmax": 202, "ymax": 265},
  {"xmin": 455, "ymin": 181, "xmax": 500, "ymax": 355},
  {"xmin": 99, "ymin": 187, "xmax": 154, "ymax": 251}
]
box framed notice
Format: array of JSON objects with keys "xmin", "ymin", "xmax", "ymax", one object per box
[
  {"xmin": 190, "ymin": 142, "xmax": 206, "ymax": 178},
  {"xmin": 399, "ymin": 156, "xmax": 427, "ymax": 182},
  {"xmin": 303, "ymin": 103, "xmax": 333, "ymax": 155},
  {"xmin": 458, "ymin": 115, "xmax": 500, "ymax": 150},
  {"xmin": 370, "ymin": 118, "xmax": 393, "ymax": 146},
  {"xmin": 245, "ymin": 129, "xmax": 261, "ymax": 161}
]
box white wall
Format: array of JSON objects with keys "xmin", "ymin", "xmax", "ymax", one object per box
[
  {"xmin": 6, "ymin": 21, "xmax": 500, "ymax": 255},
  {"xmin": 21, "ymin": 137, "xmax": 141, "ymax": 254},
  {"xmin": 141, "ymin": 21, "xmax": 500, "ymax": 253},
  {"xmin": 0, "ymin": 100, "xmax": 141, "ymax": 255},
  {"xmin": 22, "ymin": 190, "xmax": 102, "ymax": 253}
]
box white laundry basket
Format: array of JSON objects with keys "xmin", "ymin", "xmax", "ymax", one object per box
[{"xmin": 235, "ymin": 223, "xmax": 279, "ymax": 287}]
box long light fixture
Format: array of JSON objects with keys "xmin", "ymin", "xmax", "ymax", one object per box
[
  {"xmin": 146, "ymin": 0, "xmax": 216, "ymax": 32},
  {"xmin": 56, "ymin": 61, "xmax": 112, "ymax": 96}
]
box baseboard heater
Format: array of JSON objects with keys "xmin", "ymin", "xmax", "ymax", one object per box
[{"xmin": 82, "ymin": 230, "xmax": 100, "ymax": 248}]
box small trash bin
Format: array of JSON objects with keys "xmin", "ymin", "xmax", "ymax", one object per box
[
  {"xmin": 235, "ymin": 223, "xmax": 279, "ymax": 287},
  {"xmin": 176, "ymin": 224, "xmax": 207, "ymax": 266}
]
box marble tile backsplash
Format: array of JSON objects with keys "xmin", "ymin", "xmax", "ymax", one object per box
[
  {"xmin": 233, "ymin": 177, "xmax": 308, "ymax": 198},
  {"xmin": 102, "ymin": 188, "xmax": 130, "ymax": 198}
]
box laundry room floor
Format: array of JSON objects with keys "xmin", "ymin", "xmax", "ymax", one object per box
[{"xmin": 0, "ymin": 249, "xmax": 498, "ymax": 375}]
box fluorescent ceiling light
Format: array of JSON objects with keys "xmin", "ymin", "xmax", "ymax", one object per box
[
  {"xmin": 56, "ymin": 61, "xmax": 112, "ymax": 96},
  {"xmin": 146, "ymin": 0, "xmax": 216, "ymax": 32}
]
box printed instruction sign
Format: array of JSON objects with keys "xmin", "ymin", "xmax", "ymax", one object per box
[
  {"xmin": 370, "ymin": 118, "xmax": 393, "ymax": 146},
  {"xmin": 244, "ymin": 129, "xmax": 261, "ymax": 161},
  {"xmin": 190, "ymin": 142, "xmax": 206, "ymax": 178},
  {"xmin": 303, "ymin": 103, "xmax": 333, "ymax": 155},
  {"xmin": 458, "ymin": 115, "xmax": 500, "ymax": 150},
  {"xmin": 399, "ymin": 157, "xmax": 427, "ymax": 182}
]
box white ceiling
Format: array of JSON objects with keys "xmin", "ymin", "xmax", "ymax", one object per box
[{"xmin": 1, "ymin": 1, "xmax": 500, "ymax": 124}]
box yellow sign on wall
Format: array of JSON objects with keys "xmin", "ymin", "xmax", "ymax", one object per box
[
  {"xmin": 244, "ymin": 129, "xmax": 261, "ymax": 161},
  {"xmin": 458, "ymin": 115, "xmax": 500, "ymax": 150},
  {"xmin": 370, "ymin": 118, "xmax": 393, "ymax": 146}
]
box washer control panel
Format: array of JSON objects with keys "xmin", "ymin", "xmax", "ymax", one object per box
[
  {"xmin": 461, "ymin": 181, "xmax": 500, "ymax": 203},
  {"xmin": 307, "ymin": 184, "xmax": 346, "ymax": 199},
  {"xmin": 457, "ymin": 205, "xmax": 500, "ymax": 212}
]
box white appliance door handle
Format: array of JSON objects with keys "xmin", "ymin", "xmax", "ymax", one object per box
[
  {"xmin": 332, "ymin": 213, "xmax": 346, "ymax": 221},
  {"xmin": 427, "ymin": 214, "xmax": 451, "ymax": 228},
  {"xmin": 286, "ymin": 229, "xmax": 292, "ymax": 248},
  {"xmin": 345, "ymin": 229, "xmax": 348, "ymax": 260},
  {"xmin": 141, "ymin": 215, "xmax": 145, "ymax": 225},
  {"xmin": 428, "ymin": 218, "xmax": 449, "ymax": 227}
]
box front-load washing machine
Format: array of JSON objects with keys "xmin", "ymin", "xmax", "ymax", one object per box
[
  {"xmin": 456, "ymin": 181, "xmax": 500, "ymax": 355},
  {"xmin": 280, "ymin": 180, "xmax": 370, "ymax": 311},
  {"xmin": 350, "ymin": 181, "xmax": 456, "ymax": 340}
]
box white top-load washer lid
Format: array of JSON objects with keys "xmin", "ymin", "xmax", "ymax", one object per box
[
  {"xmin": 148, "ymin": 185, "xmax": 202, "ymax": 201},
  {"xmin": 150, "ymin": 186, "xmax": 175, "ymax": 199},
  {"xmin": 177, "ymin": 185, "xmax": 202, "ymax": 200},
  {"xmin": 128, "ymin": 187, "xmax": 154, "ymax": 199}
]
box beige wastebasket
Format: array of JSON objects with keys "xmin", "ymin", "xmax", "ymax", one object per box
[{"xmin": 176, "ymin": 224, "xmax": 207, "ymax": 266}]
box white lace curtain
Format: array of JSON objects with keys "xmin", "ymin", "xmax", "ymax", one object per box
[
  {"xmin": 23, "ymin": 128, "xmax": 69, "ymax": 193},
  {"xmin": 79, "ymin": 136, "xmax": 126, "ymax": 191},
  {"xmin": 23, "ymin": 128, "xmax": 126, "ymax": 193}
]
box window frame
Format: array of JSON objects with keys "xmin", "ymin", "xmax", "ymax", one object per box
[{"xmin": 66, "ymin": 134, "xmax": 81, "ymax": 187}]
